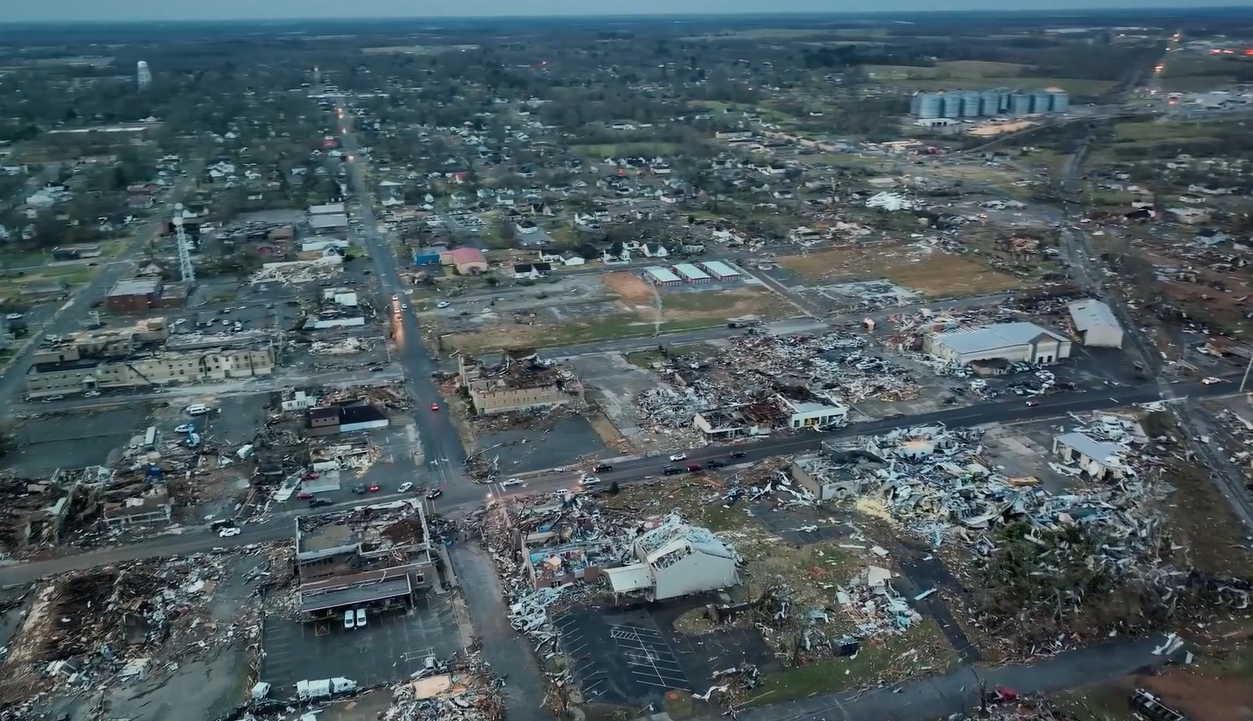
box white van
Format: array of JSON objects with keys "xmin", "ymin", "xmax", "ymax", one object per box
[{"xmin": 186, "ymin": 404, "xmax": 212, "ymax": 416}]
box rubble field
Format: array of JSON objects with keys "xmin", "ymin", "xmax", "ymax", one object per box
[
  {"xmin": 776, "ymin": 245, "xmax": 1030, "ymax": 297},
  {"xmin": 604, "ymin": 271, "xmax": 795, "ymax": 324}
]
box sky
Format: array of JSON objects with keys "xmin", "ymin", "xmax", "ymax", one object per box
[{"xmin": 1, "ymin": 0, "xmax": 1249, "ymax": 23}]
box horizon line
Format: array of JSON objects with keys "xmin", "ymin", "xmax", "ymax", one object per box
[{"xmin": 1, "ymin": 5, "xmax": 1251, "ymax": 26}]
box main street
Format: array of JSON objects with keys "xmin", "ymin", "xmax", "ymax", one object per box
[{"xmin": 335, "ymin": 108, "xmax": 468, "ymax": 489}]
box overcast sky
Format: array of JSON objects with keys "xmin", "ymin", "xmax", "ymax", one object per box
[{"xmin": 2, "ymin": 0, "xmax": 1247, "ymax": 23}]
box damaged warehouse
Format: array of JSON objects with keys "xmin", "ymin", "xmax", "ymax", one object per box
[{"xmin": 458, "ymin": 350, "xmax": 584, "ymax": 416}]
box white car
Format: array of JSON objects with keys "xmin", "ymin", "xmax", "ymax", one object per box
[
  {"xmin": 5, "ymin": 313, "xmax": 22, "ymax": 321},
  {"xmin": 436, "ymin": 301, "xmax": 451, "ymax": 309},
  {"xmin": 580, "ymin": 475, "xmax": 601, "ymax": 487},
  {"xmin": 502, "ymin": 478, "xmax": 524, "ymax": 488},
  {"xmin": 355, "ymin": 608, "xmax": 367, "ymax": 628},
  {"xmin": 1202, "ymin": 377, "xmax": 1224, "ymax": 385},
  {"xmin": 401, "ymin": 303, "xmax": 409, "ymax": 310},
  {"xmin": 174, "ymin": 424, "xmax": 194, "ymax": 433},
  {"xmin": 218, "ymin": 526, "xmax": 241, "ymax": 538},
  {"xmin": 83, "ymin": 390, "xmax": 101, "ymax": 398},
  {"xmin": 398, "ymin": 482, "xmax": 414, "ymax": 493},
  {"xmin": 186, "ymin": 404, "xmax": 212, "ymax": 416},
  {"xmin": 669, "ymin": 452, "xmax": 687, "ymax": 462},
  {"xmin": 344, "ymin": 609, "xmax": 356, "ymax": 630}
]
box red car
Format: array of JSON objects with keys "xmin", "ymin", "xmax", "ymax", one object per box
[
  {"xmin": 367, "ymin": 483, "xmax": 381, "ymax": 492},
  {"xmin": 431, "ymin": 403, "xmax": 440, "ymax": 411},
  {"xmin": 296, "ymin": 490, "xmax": 313, "ymax": 499},
  {"xmin": 302, "ymin": 471, "xmax": 319, "ymax": 481}
]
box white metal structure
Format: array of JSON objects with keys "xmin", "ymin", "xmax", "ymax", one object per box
[
  {"xmin": 137, "ymin": 61, "xmax": 151, "ymax": 89},
  {"xmin": 1067, "ymin": 299, "xmax": 1123, "ymax": 348},
  {"xmin": 174, "ymin": 203, "xmax": 195, "ymax": 283},
  {"xmin": 924, "ymin": 322, "xmax": 1072, "ymax": 366}
]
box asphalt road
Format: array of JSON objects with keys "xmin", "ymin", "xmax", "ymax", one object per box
[
  {"xmin": 0, "ymin": 375, "xmax": 1239, "ymax": 587},
  {"xmin": 336, "ymin": 108, "xmax": 468, "ymax": 486}
]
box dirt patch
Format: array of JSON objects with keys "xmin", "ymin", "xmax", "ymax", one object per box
[
  {"xmin": 605, "ymin": 272, "xmax": 792, "ymax": 322},
  {"xmin": 777, "ymin": 246, "xmax": 1028, "ymax": 297},
  {"xmin": 603, "ymin": 271, "xmax": 654, "ymax": 304},
  {"xmin": 587, "ymin": 411, "xmax": 632, "ymax": 453}
]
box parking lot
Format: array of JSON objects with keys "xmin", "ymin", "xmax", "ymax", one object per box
[{"xmin": 261, "ymin": 592, "xmax": 462, "ymax": 694}]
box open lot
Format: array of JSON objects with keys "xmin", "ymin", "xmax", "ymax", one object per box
[
  {"xmin": 605, "ymin": 272, "xmax": 794, "ymax": 323},
  {"xmin": 776, "ymin": 247, "xmax": 1030, "ymax": 298},
  {"xmin": 5, "ymin": 405, "xmax": 153, "ymax": 475}
]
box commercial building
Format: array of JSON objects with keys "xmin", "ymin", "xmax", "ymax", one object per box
[
  {"xmin": 604, "ymin": 515, "xmax": 738, "ymax": 602},
  {"xmin": 923, "ymin": 322, "xmax": 1071, "ymax": 367},
  {"xmin": 910, "ymin": 88, "xmax": 1069, "ymax": 118},
  {"xmin": 441, "ymin": 247, "xmax": 489, "ymax": 275},
  {"xmin": 309, "ymin": 213, "xmax": 349, "ymax": 231},
  {"xmin": 699, "ymin": 260, "xmax": 742, "ymax": 281},
  {"xmin": 457, "ymin": 351, "xmax": 583, "ymax": 416},
  {"xmin": 791, "ymin": 443, "xmax": 886, "ymax": 501},
  {"xmin": 25, "ymin": 320, "xmax": 276, "ymax": 398},
  {"xmin": 105, "ymin": 277, "xmax": 189, "ymax": 313},
  {"xmin": 671, "ymin": 263, "xmax": 712, "ymax": 284},
  {"xmin": 777, "ymin": 393, "xmax": 849, "ymax": 430},
  {"xmin": 102, "ymin": 487, "xmax": 173, "ymax": 529},
  {"xmin": 1067, "ymin": 299, "xmax": 1124, "ymax": 348},
  {"xmin": 644, "ymin": 266, "xmax": 682, "ymax": 287},
  {"xmin": 295, "ymin": 506, "xmax": 436, "ymax": 621},
  {"xmin": 305, "ymin": 400, "xmax": 390, "ymax": 437}
]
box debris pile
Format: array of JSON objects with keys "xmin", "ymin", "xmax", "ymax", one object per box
[{"xmin": 383, "ymin": 651, "xmax": 505, "ymax": 721}]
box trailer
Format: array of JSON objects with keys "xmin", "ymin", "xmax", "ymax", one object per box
[{"xmin": 295, "ymin": 677, "xmax": 357, "ymax": 701}]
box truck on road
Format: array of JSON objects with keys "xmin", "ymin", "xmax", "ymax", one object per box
[{"xmin": 295, "ymin": 677, "xmax": 357, "ymax": 701}]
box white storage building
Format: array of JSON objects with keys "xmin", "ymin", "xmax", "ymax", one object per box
[
  {"xmin": 603, "ymin": 515, "xmax": 738, "ymax": 601},
  {"xmin": 1067, "ymin": 299, "xmax": 1123, "ymax": 348},
  {"xmin": 700, "ymin": 260, "xmax": 742, "ymax": 281},
  {"xmin": 644, "ymin": 267, "xmax": 681, "ymax": 287},
  {"xmin": 671, "ymin": 263, "xmax": 712, "ymax": 284},
  {"xmin": 923, "ymin": 322, "xmax": 1072, "ymax": 366}
]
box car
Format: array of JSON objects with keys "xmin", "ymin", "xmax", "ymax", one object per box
[
  {"xmin": 175, "ymin": 424, "xmax": 194, "ymax": 434},
  {"xmin": 351, "ymin": 484, "xmax": 366, "ymax": 495},
  {"xmin": 581, "ymin": 475, "xmax": 600, "ymax": 486},
  {"xmin": 729, "ymin": 451, "xmax": 747, "ymax": 459},
  {"xmin": 593, "ymin": 463, "xmax": 614, "ymax": 473},
  {"xmin": 431, "ymin": 403, "xmax": 440, "ymax": 411},
  {"xmin": 4, "ymin": 313, "xmax": 22, "ymax": 321},
  {"xmin": 1025, "ymin": 400, "xmax": 1040, "ymax": 407},
  {"xmin": 309, "ymin": 498, "xmax": 334, "ymax": 508},
  {"xmin": 83, "ymin": 390, "xmax": 100, "ymax": 398},
  {"xmin": 392, "ymin": 294, "xmax": 400, "ymax": 302},
  {"xmin": 302, "ymin": 471, "xmax": 320, "ymax": 481},
  {"xmin": 662, "ymin": 466, "xmax": 683, "ymax": 475},
  {"xmin": 668, "ymin": 452, "xmax": 687, "ymax": 462},
  {"xmin": 296, "ymin": 490, "xmax": 313, "ymax": 500},
  {"xmin": 398, "ymin": 482, "xmax": 414, "ymax": 493},
  {"xmin": 344, "ymin": 609, "xmax": 356, "ymax": 630},
  {"xmin": 502, "ymin": 478, "xmax": 524, "ymax": 487},
  {"xmin": 436, "ymin": 301, "xmax": 451, "ymax": 309},
  {"xmin": 685, "ymin": 463, "xmax": 701, "ymax": 472},
  {"xmin": 427, "ymin": 487, "xmax": 444, "ymax": 500},
  {"xmin": 355, "ymin": 608, "xmax": 367, "ymax": 627},
  {"xmin": 706, "ymin": 459, "xmax": 727, "ymax": 469},
  {"xmin": 367, "ymin": 483, "xmax": 381, "ymax": 492},
  {"xmin": 1202, "ymin": 377, "xmax": 1224, "ymax": 385},
  {"xmin": 401, "ymin": 303, "xmax": 409, "ymax": 310},
  {"xmin": 218, "ymin": 526, "xmax": 241, "ymax": 538},
  {"xmin": 42, "ymin": 394, "xmax": 64, "ymax": 402},
  {"xmin": 186, "ymin": 404, "xmax": 212, "ymax": 416}
]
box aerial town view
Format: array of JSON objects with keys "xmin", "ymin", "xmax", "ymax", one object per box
[{"xmin": 0, "ymin": 3, "xmax": 1252, "ymax": 721}]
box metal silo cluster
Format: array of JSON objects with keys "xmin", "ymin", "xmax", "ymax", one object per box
[{"xmin": 910, "ymin": 88, "xmax": 1070, "ymax": 118}]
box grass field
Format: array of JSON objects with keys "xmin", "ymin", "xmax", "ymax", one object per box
[
  {"xmin": 778, "ymin": 247, "xmax": 1029, "ymax": 298},
  {"xmin": 438, "ymin": 315, "xmax": 725, "ymax": 355},
  {"xmin": 1159, "ymin": 56, "xmax": 1240, "ymax": 92},
  {"xmin": 605, "ymin": 272, "xmax": 795, "ymax": 322},
  {"xmin": 863, "ymin": 60, "xmax": 1115, "ymax": 95}
]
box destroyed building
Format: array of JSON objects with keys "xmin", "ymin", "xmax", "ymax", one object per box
[
  {"xmin": 294, "ymin": 505, "xmax": 436, "ymax": 621},
  {"xmin": 457, "ymin": 351, "xmax": 583, "ymax": 416},
  {"xmin": 604, "ymin": 515, "xmax": 739, "ymax": 601},
  {"xmin": 25, "ymin": 318, "xmax": 277, "ymax": 398},
  {"xmin": 791, "ymin": 442, "xmax": 887, "ymax": 501}
]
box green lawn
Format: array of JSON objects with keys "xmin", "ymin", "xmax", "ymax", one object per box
[
  {"xmin": 883, "ymin": 77, "xmax": 1116, "ymax": 95},
  {"xmin": 571, "ymin": 142, "xmax": 682, "ymax": 158}
]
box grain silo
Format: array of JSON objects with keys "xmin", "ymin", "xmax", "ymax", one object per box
[
  {"xmin": 1046, "ymin": 88, "xmax": 1070, "ymax": 113},
  {"xmin": 959, "ymin": 91, "xmax": 982, "ymax": 117},
  {"xmin": 1031, "ymin": 90, "xmax": 1053, "ymax": 114},
  {"xmin": 939, "ymin": 92, "xmax": 962, "ymax": 119},
  {"xmin": 911, "ymin": 91, "xmax": 942, "ymax": 118},
  {"xmin": 979, "ymin": 90, "xmax": 1002, "ymax": 116},
  {"xmin": 1009, "ymin": 92, "xmax": 1032, "ymax": 115}
]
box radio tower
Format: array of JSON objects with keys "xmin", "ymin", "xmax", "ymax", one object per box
[
  {"xmin": 137, "ymin": 61, "xmax": 152, "ymax": 89},
  {"xmin": 173, "ymin": 203, "xmax": 195, "ymax": 283}
]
